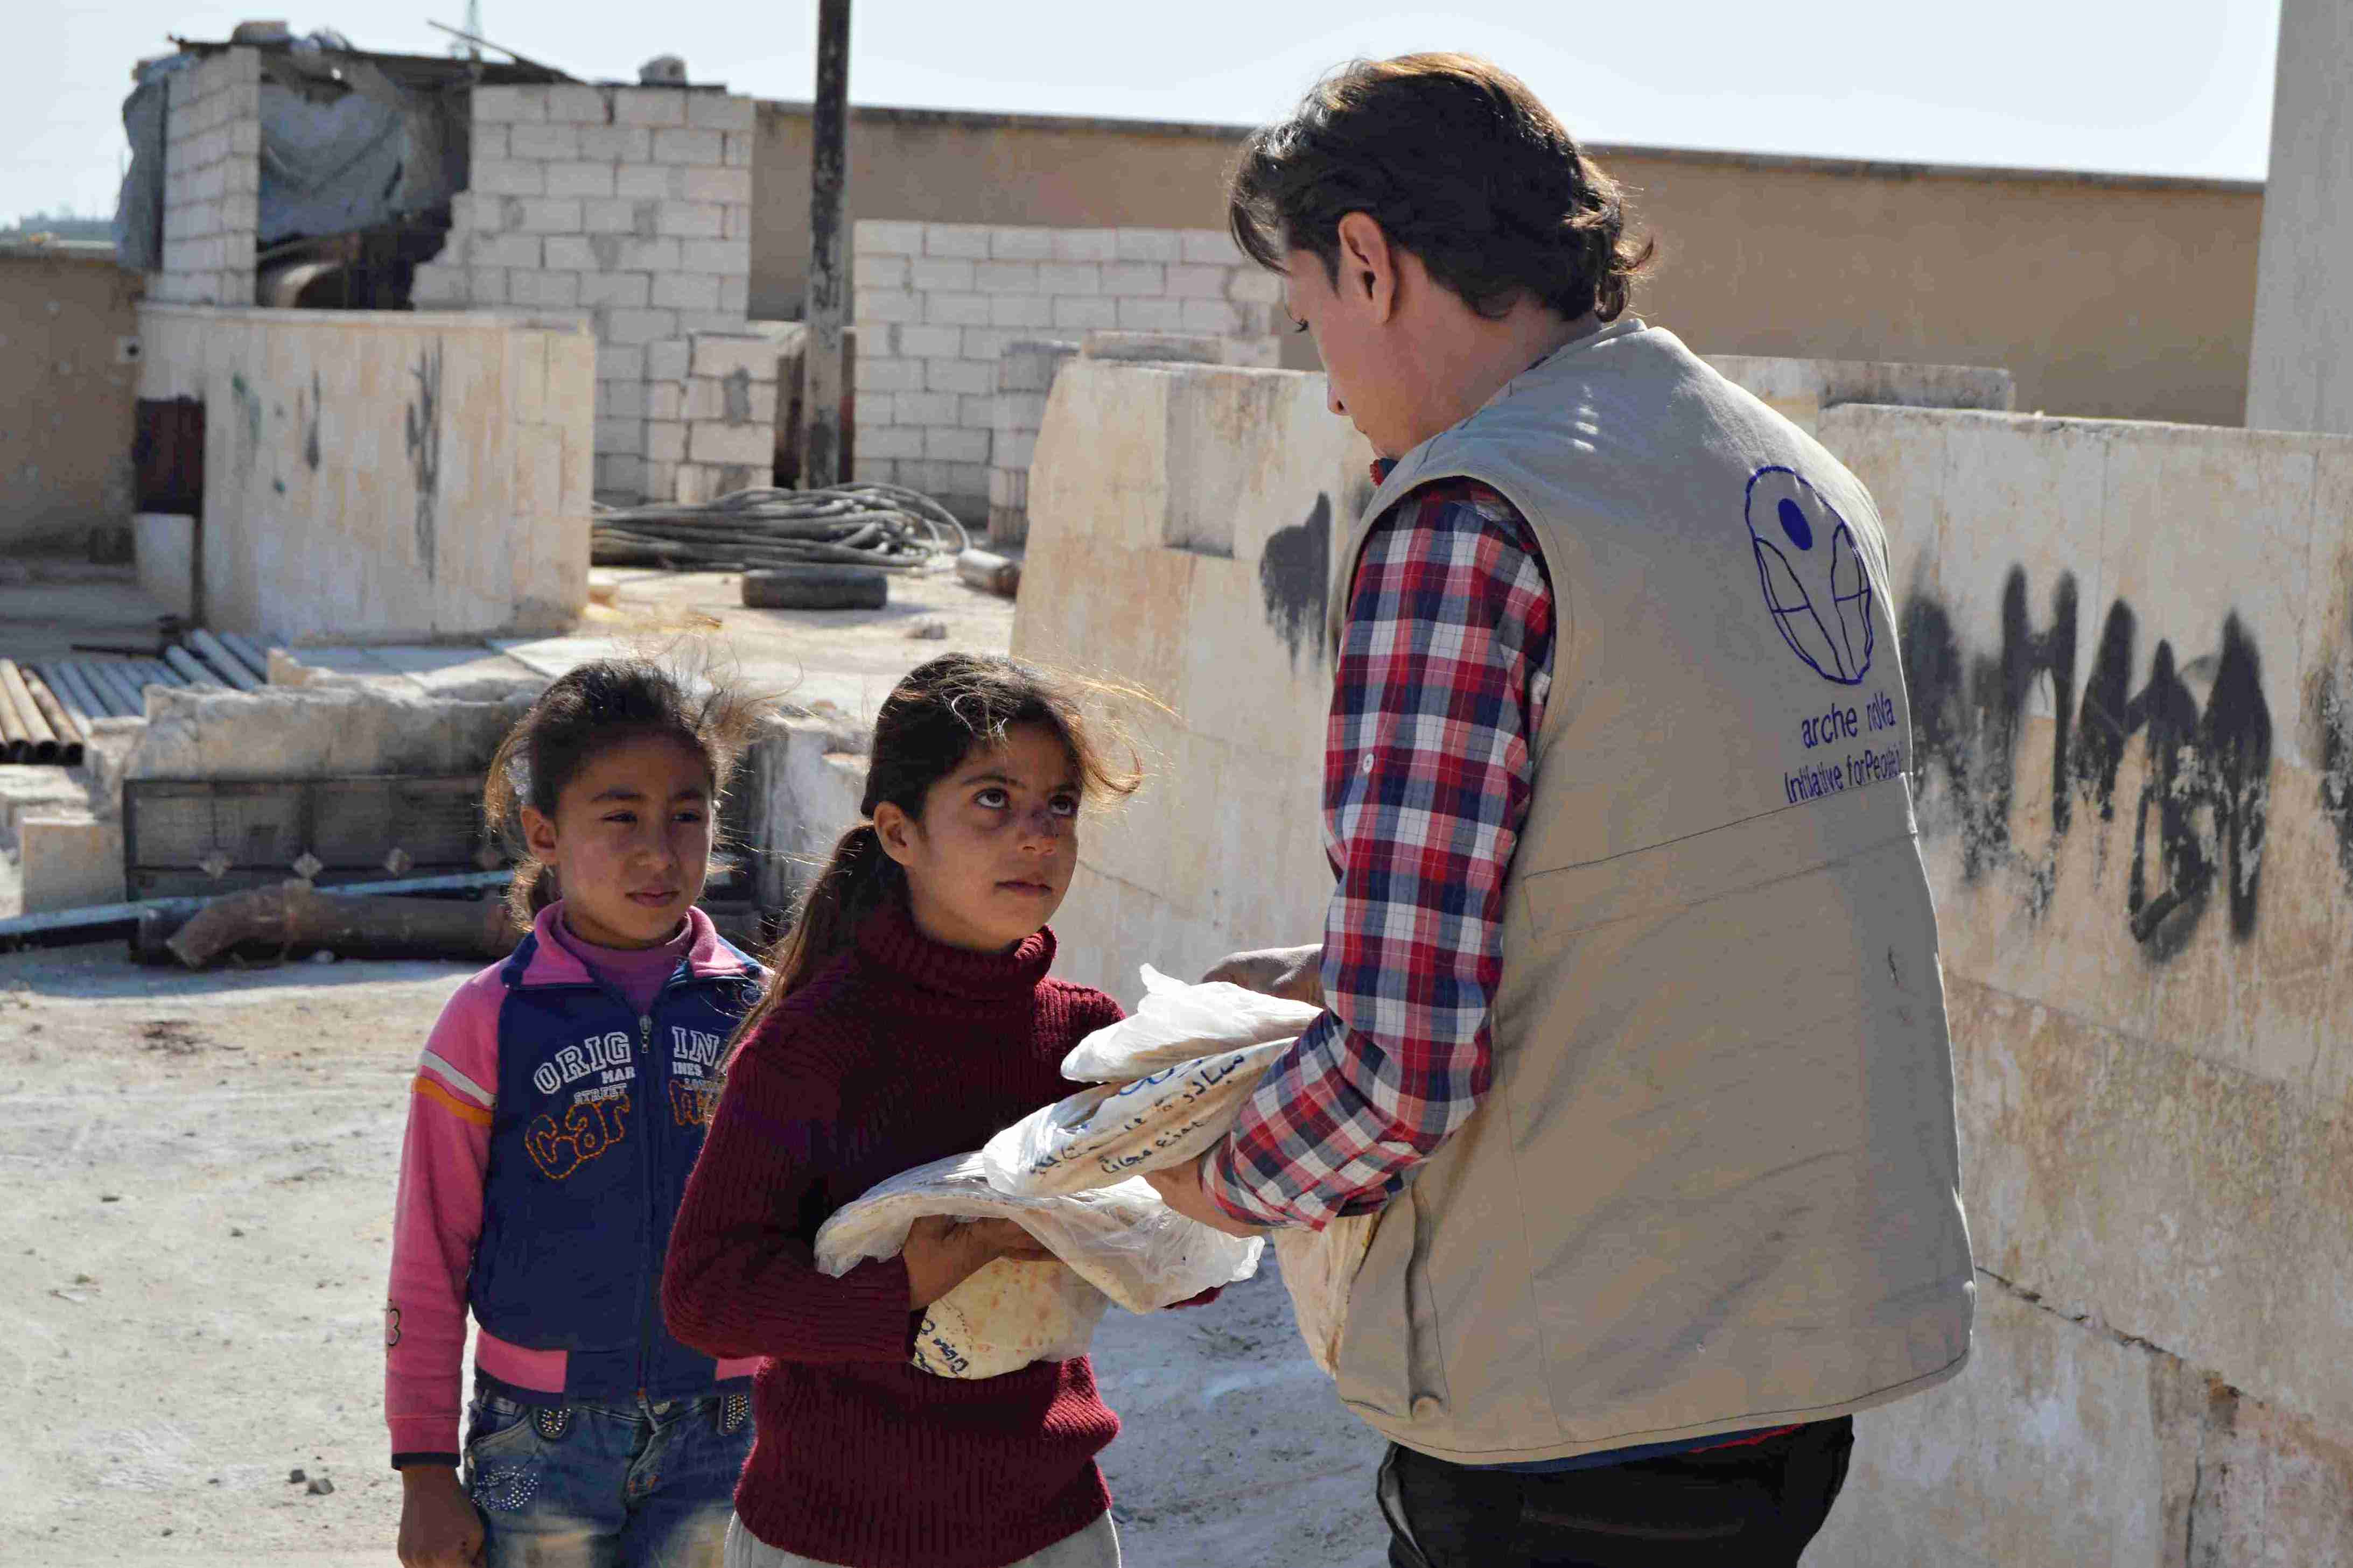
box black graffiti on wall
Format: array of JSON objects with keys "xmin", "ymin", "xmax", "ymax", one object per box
[
  {"xmin": 1902, "ymin": 567, "xmax": 2272, "ymax": 958},
  {"xmin": 1257, "ymin": 493, "xmax": 1330, "ymax": 669},
  {"xmin": 2321, "ymin": 595, "xmax": 2353, "ymax": 886}
]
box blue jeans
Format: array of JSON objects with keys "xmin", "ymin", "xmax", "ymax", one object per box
[{"xmin": 465, "ymin": 1387, "xmax": 755, "ymax": 1568}]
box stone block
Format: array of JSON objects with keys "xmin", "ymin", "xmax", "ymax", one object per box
[
  {"xmin": 1038, "ymin": 263, "xmax": 1101, "ymax": 297},
  {"xmin": 467, "ymin": 266, "xmax": 509, "ymax": 304},
  {"xmin": 853, "ymin": 392, "xmax": 894, "ymax": 428},
  {"xmin": 856, "ymin": 254, "xmax": 910, "ymax": 291},
  {"xmin": 678, "ymin": 238, "xmax": 750, "ymax": 276},
  {"xmin": 1100, "ymin": 262, "xmax": 1166, "ymax": 297},
  {"xmin": 598, "ymin": 343, "xmax": 649, "ymax": 383},
  {"xmin": 926, "ymin": 358, "xmax": 995, "ymax": 397},
  {"xmin": 911, "ymin": 257, "xmax": 974, "ymax": 292},
  {"xmin": 862, "ymin": 425, "xmax": 925, "ymax": 460},
  {"xmin": 510, "ymin": 123, "xmax": 582, "ymax": 161},
  {"xmin": 994, "ymin": 430, "xmax": 1038, "ymax": 472},
  {"xmin": 20, "ymin": 813, "xmax": 124, "ymax": 912},
  {"xmin": 646, "ymin": 419, "xmax": 688, "ymax": 462},
  {"xmin": 723, "ymin": 133, "xmax": 753, "ymax": 168},
  {"xmin": 895, "ymin": 391, "xmax": 960, "ymax": 426},
  {"xmin": 989, "ymin": 226, "xmax": 1055, "ymax": 261},
  {"xmin": 654, "ymin": 272, "xmax": 722, "ymax": 311},
  {"xmin": 614, "ymin": 90, "xmax": 688, "ymax": 128},
  {"xmin": 604, "ymin": 307, "xmax": 682, "ymax": 346},
  {"xmin": 687, "ymin": 93, "xmax": 755, "ymax": 132},
  {"xmin": 654, "ymin": 128, "xmax": 725, "ymax": 165},
  {"xmin": 656, "ymin": 201, "xmax": 726, "ymax": 240},
  {"xmin": 598, "ymin": 379, "xmax": 648, "ymax": 420},
  {"xmin": 539, "ymin": 235, "xmax": 596, "ymax": 271},
  {"xmin": 993, "ymin": 390, "xmax": 1052, "ymax": 432},
  {"xmin": 408, "ymin": 264, "xmax": 467, "ymax": 307},
  {"xmin": 851, "ymin": 357, "xmax": 919, "ymax": 393},
  {"xmin": 689, "ymin": 421, "xmax": 774, "ymax": 466},
  {"xmin": 646, "ymin": 339, "xmax": 692, "ymax": 382},
  {"xmin": 690, "ymin": 334, "xmax": 781, "ymax": 381},
  {"xmin": 1118, "ymin": 298, "xmax": 1188, "ymax": 332},
  {"xmin": 989, "ymin": 294, "xmax": 1054, "ymax": 329},
  {"xmin": 642, "ymin": 459, "xmax": 680, "ymax": 501},
  {"xmin": 856, "ymin": 288, "xmax": 921, "ymax": 325},
  {"xmin": 1115, "ymin": 228, "xmax": 1185, "ymax": 263},
  {"xmin": 925, "ymin": 224, "xmax": 992, "ymax": 260},
  {"xmin": 958, "ymin": 393, "xmax": 997, "ymax": 427},
  {"xmin": 596, "ymin": 415, "xmax": 646, "ymax": 454},
  {"xmin": 515, "ymin": 198, "xmax": 585, "ymax": 234},
  {"xmin": 1181, "ymin": 299, "xmax": 1243, "ymax": 336},
  {"xmin": 595, "ymin": 452, "xmax": 646, "ymax": 497},
  {"xmin": 1053, "ymin": 297, "xmax": 1120, "ymax": 332},
  {"xmin": 647, "ymin": 381, "xmax": 687, "ymax": 421},
  {"xmin": 958, "ymin": 329, "xmax": 1014, "ymax": 363},
  {"xmin": 545, "ymin": 85, "xmax": 610, "ymax": 124},
  {"xmin": 1051, "ymin": 229, "xmax": 1118, "ymax": 263},
  {"xmin": 685, "ymin": 378, "xmax": 779, "ymax": 426},
  {"xmin": 472, "ymin": 85, "xmax": 548, "ymax": 124},
  {"xmin": 974, "ymin": 261, "xmax": 1041, "ymax": 295},
  {"xmin": 1181, "ymin": 230, "xmax": 1246, "ymax": 266},
  {"xmin": 615, "ymin": 165, "xmax": 676, "ymax": 200},
  {"xmin": 1228, "ymin": 268, "xmax": 1283, "ymax": 305},
  {"xmin": 926, "ymin": 292, "xmax": 991, "ymax": 327},
  {"xmin": 598, "ymin": 235, "xmax": 682, "ymax": 272},
  {"xmin": 471, "ymin": 158, "xmax": 545, "ymax": 196},
  {"xmin": 856, "ymin": 220, "xmax": 926, "ymax": 256},
  {"xmin": 546, "ymin": 161, "xmax": 617, "ymax": 199},
  {"xmin": 723, "ymin": 204, "xmax": 754, "ymax": 241},
  {"xmin": 579, "ymin": 124, "xmax": 652, "ymax": 162},
  {"xmin": 510, "ymin": 271, "xmax": 580, "ymax": 308},
  {"xmin": 926, "ymin": 426, "xmax": 990, "ymax": 463},
  {"xmin": 678, "ymin": 166, "xmax": 751, "ymax": 204},
  {"xmin": 1165, "ymin": 264, "xmax": 1229, "ymax": 300},
  {"xmin": 897, "ymin": 325, "xmax": 962, "ymax": 360}
]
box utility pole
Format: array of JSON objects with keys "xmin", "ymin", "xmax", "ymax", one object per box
[{"xmin": 802, "ymin": 0, "xmax": 851, "ymax": 489}]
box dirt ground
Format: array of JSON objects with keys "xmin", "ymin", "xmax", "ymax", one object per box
[{"xmin": 0, "ymin": 943, "xmax": 1387, "ymax": 1568}]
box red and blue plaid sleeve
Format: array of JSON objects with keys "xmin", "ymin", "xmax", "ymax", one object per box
[{"xmin": 1204, "ymin": 478, "xmax": 1554, "ymax": 1229}]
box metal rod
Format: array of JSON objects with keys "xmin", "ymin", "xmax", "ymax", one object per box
[
  {"xmin": 160, "ymin": 648, "xmax": 216, "ymax": 688},
  {"xmin": 801, "ymin": 0, "xmax": 852, "ymax": 490},
  {"xmin": 138, "ymin": 659, "xmax": 183, "ymax": 690},
  {"xmin": 0, "ymin": 666, "xmax": 30, "ymax": 762},
  {"xmin": 85, "ymin": 662, "xmax": 146, "ymax": 719},
  {"xmin": 44, "ymin": 663, "xmax": 116, "ymax": 726},
  {"xmin": 218, "ymin": 632, "xmax": 272, "ymax": 682},
  {"xmin": 0, "ymin": 869, "xmax": 516, "ymax": 943},
  {"xmin": 188, "ymin": 629, "xmax": 261, "ymax": 692},
  {"xmin": 19, "ymin": 670, "xmax": 86, "ymax": 764},
  {"xmin": 0, "ymin": 661, "xmax": 59, "ymax": 763}
]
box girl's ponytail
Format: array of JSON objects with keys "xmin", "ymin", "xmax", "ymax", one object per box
[{"xmin": 736, "ymin": 820, "xmax": 903, "ymax": 1043}]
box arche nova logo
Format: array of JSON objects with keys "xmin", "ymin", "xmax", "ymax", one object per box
[{"xmin": 1745, "ymin": 465, "xmax": 1875, "ymax": 685}]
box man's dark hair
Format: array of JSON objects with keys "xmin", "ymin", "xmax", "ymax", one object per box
[{"xmin": 1228, "ymin": 53, "xmax": 1654, "ymax": 323}]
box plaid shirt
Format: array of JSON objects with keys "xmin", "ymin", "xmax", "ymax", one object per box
[{"xmin": 1205, "ymin": 474, "xmax": 1554, "ymax": 1229}]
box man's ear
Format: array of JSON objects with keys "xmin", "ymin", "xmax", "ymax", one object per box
[
  {"xmin": 521, "ymin": 805, "xmax": 559, "ymax": 864},
  {"xmin": 872, "ymin": 800, "xmax": 920, "ymax": 868},
  {"xmin": 1334, "ymin": 212, "xmax": 1398, "ymax": 324}
]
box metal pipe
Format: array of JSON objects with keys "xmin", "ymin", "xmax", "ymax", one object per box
[
  {"xmin": 20, "ymin": 670, "xmax": 85, "ymax": 765},
  {"xmin": 800, "ymin": 0, "xmax": 852, "ymax": 489},
  {"xmin": 44, "ymin": 663, "xmax": 116, "ymax": 727},
  {"xmin": 0, "ymin": 662, "xmax": 60, "ymax": 763},
  {"xmin": 136, "ymin": 660, "xmax": 182, "ymax": 691},
  {"xmin": 219, "ymin": 632, "xmax": 272, "ymax": 683},
  {"xmin": 67, "ymin": 662, "xmax": 130, "ymax": 720},
  {"xmin": 161, "ymin": 648, "xmax": 216, "ymax": 688},
  {"xmin": 86, "ymin": 662, "xmax": 146, "ymax": 719},
  {"xmin": 188, "ymin": 629, "xmax": 261, "ymax": 692},
  {"xmin": 0, "ymin": 868, "xmax": 516, "ymax": 944},
  {"xmin": 0, "ymin": 666, "xmax": 31, "ymax": 762}
]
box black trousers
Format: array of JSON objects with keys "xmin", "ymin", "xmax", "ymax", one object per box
[{"xmin": 1377, "ymin": 1418, "xmax": 1854, "ymax": 1568}]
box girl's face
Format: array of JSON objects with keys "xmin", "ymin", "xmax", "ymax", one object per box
[
  {"xmin": 876, "ymin": 722, "xmax": 1082, "ymax": 954},
  {"xmin": 522, "ymin": 732, "xmax": 716, "ymax": 950}
]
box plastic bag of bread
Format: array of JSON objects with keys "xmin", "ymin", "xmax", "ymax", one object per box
[
  {"xmin": 981, "ymin": 1036, "xmax": 1295, "ymax": 1195},
  {"xmin": 1058, "ymin": 966, "xmax": 1324, "ymax": 1081},
  {"xmin": 814, "ymin": 1150, "xmax": 1262, "ymax": 1379}
]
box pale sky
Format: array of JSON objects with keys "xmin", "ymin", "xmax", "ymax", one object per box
[{"xmin": 12, "ymin": 0, "xmax": 2286, "ymax": 227}]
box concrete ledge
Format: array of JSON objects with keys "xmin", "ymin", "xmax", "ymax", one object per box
[{"xmin": 21, "ymin": 813, "xmax": 123, "ymax": 912}]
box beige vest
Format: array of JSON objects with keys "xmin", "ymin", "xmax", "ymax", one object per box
[{"xmin": 1326, "ymin": 320, "xmax": 1974, "ymax": 1464}]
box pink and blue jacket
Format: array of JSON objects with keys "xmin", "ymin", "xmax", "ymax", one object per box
[{"xmin": 385, "ymin": 903, "xmax": 765, "ymax": 1467}]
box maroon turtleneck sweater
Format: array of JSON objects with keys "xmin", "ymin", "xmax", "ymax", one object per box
[{"xmin": 661, "ymin": 903, "xmax": 1128, "ymax": 1568}]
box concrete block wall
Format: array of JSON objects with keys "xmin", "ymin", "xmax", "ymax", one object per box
[
  {"xmin": 153, "ymin": 48, "xmax": 262, "ymax": 306},
  {"xmin": 988, "ymin": 339, "xmax": 1077, "ymax": 546},
  {"xmin": 851, "ymin": 222, "xmax": 1284, "ymax": 521},
  {"xmin": 411, "ymin": 84, "xmax": 755, "ymax": 499},
  {"xmin": 1012, "ymin": 360, "xmax": 2353, "ymax": 1558},
  {"xmin": 649, "ymin": 332, "xmax": 782, "ymax": 504}
]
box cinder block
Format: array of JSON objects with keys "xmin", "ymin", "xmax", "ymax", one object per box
[
  {"xmin": 451, "ymin": 191, "xmax": 503, "ymax": 231},
  {"xmin": 1118, "ymin": 298, "xmax": 1188, "ymax": 332},
  {"xmin": 1115, "ymin": 228, "xmax": 1185, "ymax": 263},
  {"xmin": 614, "ymin": 90, "xmax": 688, "ymax": 128},
  {"xmin": 1227, "ymin": 268, "xmax": 1283, "ymax": 305},
  {"xmin": 468, "ymin": 266, "xmax": 510, "ymax": 304},
  {"xmin": 647, "ymin": 339, "xmax": 692, "ymax": 382},
  {"xmin": 897, "ymin": 459, "xmax": 953, "ymax": 496},
  {"xmin": 468, "ymin": 231, "xmax": 543, "ymax": 269},
  {"xmin": 615, "ymin": 165, "xmax": 676, "ymax": 200},
  {"xmin": 989, "ymin": 293, "xmax": 1054, "ymax": 328},
  {"xmin": 540, "ymin": 235, "xmax": 597, "ymax": 271},
  {"xmin": 853, "ymin": 289, "xmax": 921, "ymax": 325},
  {"xmin": 678, "ymin": 166, "xmax": 751, "ymax": 204},
  {"xmin": 510, "ymin": 123, "xmax": 583, "ymax": 160},
  {"xmin": 856, "ymin": 255, "xmax": 911, "ymax": 291},
  {"xmin": 654, "ymin": 128, "xmax": 726, "ymax": 166},
  {"xmin": 988, "ymin": 226, "xmax": 1055, "ymax": 261},
  {"xmin": 993, "ymin": 430, "xmax": 1038, "ymax": 471},
  {"xmin": 472, "ymin": 158, "xmax": 546, "ymax": 197},
  {"xmin": 722, "ymin": 133, "xmax": 753, "ymax": 168},
  {"xmin": 647, "ymin": 382, "xmax": 687, "ymax": 421},
  {"xmin": 855, "ymin": 357, "xmax": 923, "ymax": 393},
  {"xmin": 689, "ymin": 421, "xmax": 774, "ymax": 466},
  {"xmin": 474, "ymin": 85, "xmax": 549, "ymax": 124},
  {"xmin": 1181, "ymin": 230, "xmax": 1246, "ymax": 266},
  {"xmin": 856, "ymin": 220, "xmax": 926, "ymax": 256},
  {"xmin": 974, "ymin": 261, "xmax": 1040, "ymax": 295},
  {"xmin": 926, "ymin": 292, "xmax": 991, "ymax": 327},
  {"xmin": 1037, "ymin": 263, "xmax": 1101, "ymax": 297},
  {"xmin": 897, "ymin": 324, "xmax": 962, "ymax": 360},
  {"xmin": 718, "ymin": 277, "xmax": 748, "ymax": 315},
  {"xmin": 656, "ymin": 201, "xmax": 726, "ymax": 240},
  {"xmin": 604, "ymin": 307, "xmax": 683, "ymax": 345},
  {"xmin": 21, "ymin": 814, "xmax": 124, "ymax": 913},
  {"xmin": 408, "ymin": 264, "xmax": 467, "ymax": 306},
  {"xmin": 856, "ymin": 325, "xmax": 897, "ymax": 358},
  {"xmin": 1165, "ymin": 264, "xmax": 1229, "ymax": 300},
  {"xmin": 547, "ymin": 162, "xmax": 617, "ymax": 199},
  {"xmin": 853, "ymin": 392, "xmax": 895, "ymax": 427},
  {"xmin": 1181, "ymin": 299, "xmax": 1243, "ymax": 336},
  {"xmin": 926, "ymin": 426, "xmax": 990, "ymax": 463},
  {"xmin": 1052, "ymin": 297, "xmax": 1120, "ymax": 332},
  {"xmin": 1230, "ymin": 301, "xmax": 1279, "ymax": 338},
  {"xmin": 863, "ymin": 425, "xmax": 926, "ymax": 460},
  {"xmin": 1101, "ymin": 262, "xmax": 1167, "ymax": 297},
  {"xmin": 596, "ymin": 416, "xmax": 647, "ymax": 454},
  {"xmin": 925, "ymin": 224, "xmax": 991, "ymax": 259},
  {"xmin": 960, "ymin": 328, "xmax": 1015, "ymax": 361},
  {"xmin": 646, "ymin": 419, "xmax": 689, "ymax": 461},
  {"xmin": 992, "ymin": 391, "xmax": 1051, "ymax": 430},
  {"xmin": 1052, "ymin": 229, "xmax": 1118, "ymax": 263},
  {"xmin": 597, "ymin": 343, "xmax": 649, "ymax": 384},
  {"xmin": 594, "ymin": 452, "xmax": 646, "ymax": 496},
  {"xmin": 857, "ymin": 458, "xmax": 899, "ymax": 487},
  {"xmin": 911, "ymin": 257, "xmax": 975, "ymax": 292},
  {"xmin": 941, "ymin": 460, "xmax": 990, "ymax": 497},
  {"xmin": 642, "ymin": 459, "xmax": 680, "ymax": 500},
  {"xmin": 580, "ymin": 198, "xmax": 640, "ymax": 234},
  {"xmin": 686, "ymin": 379, "xmax": 778, "ymax": 425},
  {"xmin": 511, "ymin": 271, "xmax": 582, "ymax": 308},
  {"xmin": 895, "ymin": 391, "xmax": 960, "ymax": 425},
  {"xmin": 958, "ymin": 393, "xmax": 996, "ymax": 428},
  {"xmin": 579, "ymin": 124, "xmax": 653, "ymax": 162},
  {"xmin": 690, "ymin": 334, "xmax": 781, "ymax": 380},
  {"xmin": 654, "ymin": 272, "xmax": 722, "ymax": 311},
  {"xmin": 515, "ymin": 198, "xmax": 586, "ymax": 234},
  {"xmin": 926, "ymin": 357, "xmax": 995, "ymax": 396},
  {"xmin": 687, "ymin": 93, "xmax": 755, "ymax": 132},
  {"xmin": 678, "ymin": 238, "xmax": 749, "ymax": 276},
  {"xmin": 995, "ymin": 342, "xmax": 1077, "ymax": 394},
  {"xmin": 546, "ymin": 85, "xmax": 611, "ymax": 124},
  {"xmin": 722, "ymin": 203, "xmax": 754, "ymax": 241},
  {"xmin": 599, "ymin": 379, "xmax": 648, "ymax": 420}
]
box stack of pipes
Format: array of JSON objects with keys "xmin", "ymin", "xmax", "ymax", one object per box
[{"xmin": 0, "ymin": 634, "xmax": 272, "ymax": 766}]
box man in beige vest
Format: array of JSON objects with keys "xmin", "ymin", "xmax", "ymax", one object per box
[{"xmin": 1144, "ymin": 53, "xmax": 1974, "ymax": 1566}]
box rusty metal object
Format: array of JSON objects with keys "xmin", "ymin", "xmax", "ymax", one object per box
[
  {"xmin": 0, "ymin": 662, "xmax": 60, "ymax": 763},
  {"xmin": 956, "ymin": 549, "xmax": 1021, "ymax": 599},
  {"xmin": 20, "ymin": 670, "xmax": 86, "ymax": 765}
]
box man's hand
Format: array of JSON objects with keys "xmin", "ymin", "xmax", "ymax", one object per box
[
  {"xmin": 1201, "ymin": 944, "xmax": 1325, "ymax": 1009},
  {"xmin": 902, "ymin": 1215, "xmax": 1056, "ymax": 1310},
  {"xmin": 397, "ymin": 1464, "xmax": 483, "ymax": 1567},
  {"xmin": 1144, "ymin": 1153, "xmax": 1266, "ymax": 1239}
]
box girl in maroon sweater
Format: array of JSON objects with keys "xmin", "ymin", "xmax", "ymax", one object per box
[{"xmin": 662, "ymin": 653, "xmax": 1150, "ymax": 1568}]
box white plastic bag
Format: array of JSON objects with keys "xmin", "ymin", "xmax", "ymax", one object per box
[
  {"xmin": 1059, "ymin": 965, "xmax": 1324, "ymax": 1081},
  {"xmin": 814, "ymin": 1150, "xmax": 1263, "ymax": 1379},
  {"xmin": 983, "ymin": 1037, "xmax": 1294, "ymax": 1195}
]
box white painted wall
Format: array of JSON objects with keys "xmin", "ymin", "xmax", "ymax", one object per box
[{"xmin": 136, "ymin": 304, "xmax": 594, "ymax": 643}]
